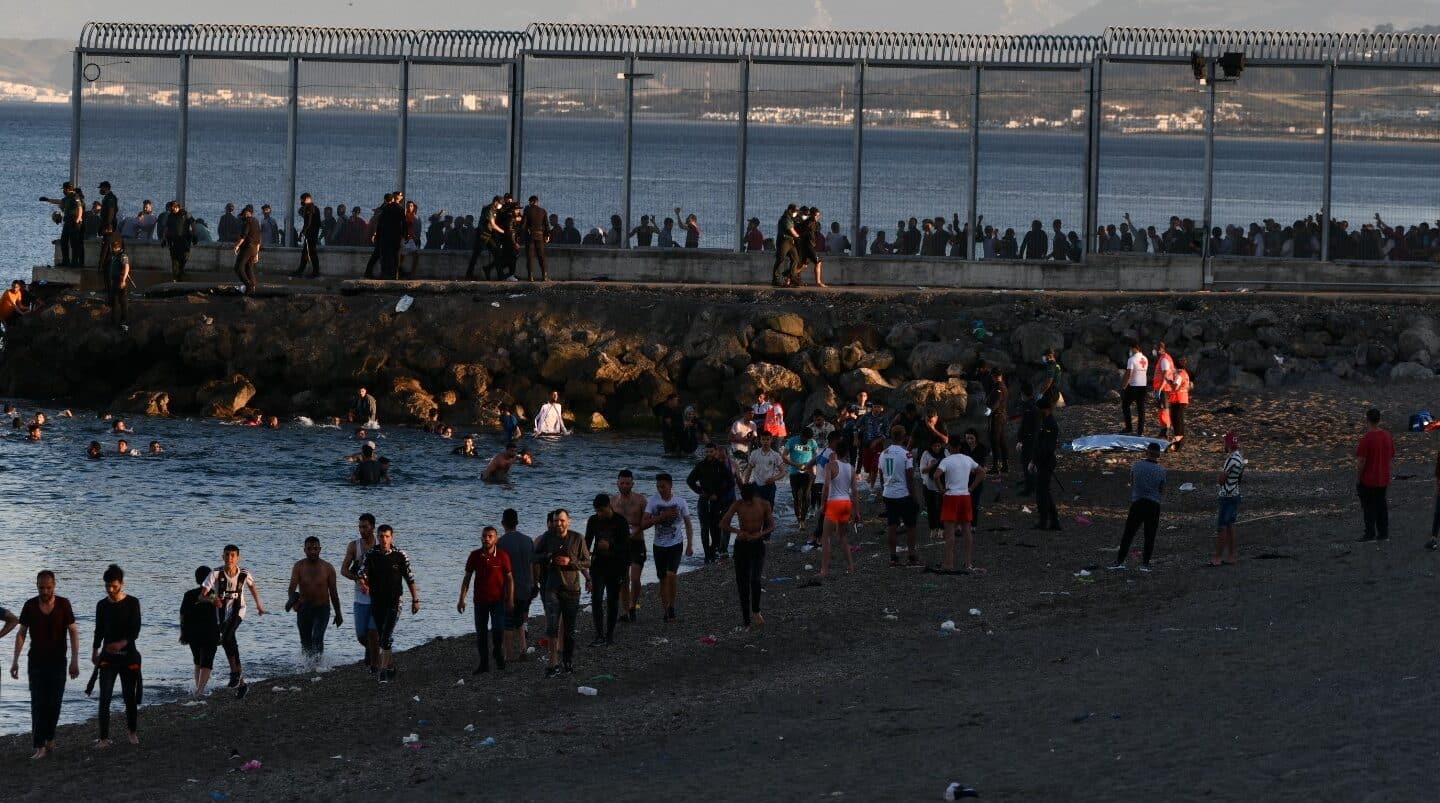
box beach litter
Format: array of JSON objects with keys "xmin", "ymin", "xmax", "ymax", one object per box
[
  {"xmin": 968, "ymin": 608, "xmax": 981, "ymax": 617},
  {"xmin": 455, "ymin": 679, "xmax": 465, "ymax": 686},
  {"xmin": 1179, "ymin": 483, "xmax": 1196, "ymax": 492},
  {"xmin": 480, "ymin": 737, "xmax": 497, "ymax": 748},
  {"xmin": 412, "ymin": 695, "xmax": 421, "ymax": 702},
  {"xmin": 699, "ymin": 635, "xmax": 719, "ymax": 645},
  {"xmin": 464, "ymin": 724, "xmax": 475, "ymax": 732},
  {"xmin": 940, "ymin": 620, "xmax": 958, "ymax": 632},
  {"xmin": 241, "ymin": 760, "xmax": 262, "ymax": 772},
  {"xmin": 578, "ymin": 686, "xmax": 599, "ymax": 696},
  {"xmin": 1021, "ymin": 506, "xmax": 1033, "ymax": 514},
  {"xmin": 209, "ymin": 794, "xmax": 226, "ymax": 801},
  {"xmin": 394, "ymin": 295, "xmax": 414, "ymax": 313},
  {"xmin": 944, "ymin": 782, "xmax": 980, "ymax": 800},
  {"xmin": 401, "ymin": 733, "xmax": 420, "ymax": 744},
  {"xmin": 1074, "ymin": 515, "xmax": 1093, "ymax": 526}
]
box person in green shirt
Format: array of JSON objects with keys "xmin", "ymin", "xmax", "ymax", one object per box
[{"xmin": 781, "ymin": 427, "xmax": 819, "ymax": 524}]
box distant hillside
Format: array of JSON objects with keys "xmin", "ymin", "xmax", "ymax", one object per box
[
  {"xmin": 0, "ymin": 38, "xmax": 71, "ymax": 91},
  {"xmin": 1047, "ymin": 1, "xmax": 1438, "ymax": 36}
]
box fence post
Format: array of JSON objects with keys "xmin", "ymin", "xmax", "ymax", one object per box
[
  {"xmin": 1082, "ymin": 59, "xmax": 1102, "ymax": 261},
  {"xmin": 968, "ymin": 65, "xmax": 980, "ymax": 260},
  {"xmin": 397, "ymin": 59, "xmax": 410, "ymax": 194},
  {"xmin": 284, "ymin": 57, "xmax": 299, "ymax": 248},
  {"xmin": 735, "ymin": 58, "xmax": 750, "ymax": 252},
  {"xmin": 850, "ymin": 60, "xmax": 864, "ymax": 258},
  {"xmin": 70, "ymin": 50, "xmax": 82, "ymax": 186},
  {"xmin": 176, "ymin": 55, "xmax": 190, "ymax": 207},
  {"xmin": 509, "ymin": 57, "xmax": 525, "ymax": 199},
  {"xmin": 1320, "ymin": 61, "xmax": 1335, "ymax": 263},
  {"xmin": 1200, "ymin": 63, "xmax": 1216, "ymax": 287},
  {"xmin": 621, "ymin": 53, "xmax": 635, "ymax": 250}
]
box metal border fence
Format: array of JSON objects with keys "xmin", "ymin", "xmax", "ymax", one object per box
[{"xmin": 70, "ymin": 22, "xmax": 1440, "ymax": 262}]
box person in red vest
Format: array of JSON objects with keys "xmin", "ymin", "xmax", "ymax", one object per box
[
  {"xmin": 1151, "ymin": 341, "xmax": 1176, "ymax": 439},
  {"xmin": 752, "ymin": 393, "xmax": 787, "ymax": 439},
  {"xmin": 1166, "ymin": 356, "xmax": 1191, "ymax": 451}
]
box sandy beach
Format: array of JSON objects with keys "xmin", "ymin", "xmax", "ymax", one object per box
[{"xmin": 3, "ymin": 383, "xmax": 1439, "ymax": 801}]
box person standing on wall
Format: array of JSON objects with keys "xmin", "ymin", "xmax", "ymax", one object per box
[
  {"xmin": 522, "ymin": 196, "xmax": 551, "ymax": 282},
  {"xmin": 233, "ymin": 205, "xmax": 263, "ymax": 294},
  {"xmin": 292, "ymin": 192, "xmax": 322, "ymax": 278}
]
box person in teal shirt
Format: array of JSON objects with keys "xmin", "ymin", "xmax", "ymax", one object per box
[{"xmin": 781, "ymin": 427, "xmax": 819, "ymax": 524}]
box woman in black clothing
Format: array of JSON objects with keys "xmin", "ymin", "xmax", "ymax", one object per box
[
  {"xmin": 92, "ymin": 564, "xmax": 141, "ymax": 748},
  {"xmin": 961, "ymin": 428, "xmax": 990, "ymax": 527}
]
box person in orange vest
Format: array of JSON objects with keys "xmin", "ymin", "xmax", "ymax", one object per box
[
  {"xmin": 753, "ymin": 393, "xmax": 787, "ymax": 439},
  {"xmin": 1167, "ymin": 355, "xmax": 1191, "ymax": 451},
  {"xmin": 1151, "ymin": 341, "xmax": 1176, "ymax": 440}
]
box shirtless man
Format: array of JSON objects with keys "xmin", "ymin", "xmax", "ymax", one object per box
[
  {"xmin": 339, "ymin": 514, "xmax": 380, "ymax": 673},
  {"xmin": 610, "ymin": 469, "xmax": 649, "ymax": 622},
  {"xmin": 286, "ymin": 536, "xmax": 342, "ymax": 661},
  {"xmin": 720, "ymin": 483, "xmax": 776, "ymax": 630},
  {"xmin": 482, "ymin": 442, "xmax": 531, "ymax": 484}
]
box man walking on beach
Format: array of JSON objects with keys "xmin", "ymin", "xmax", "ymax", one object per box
[
  {"xmin": 359, "ymin": 525, "xmax": 421, "ymax": 683},
  {"xmin": 687, "ymin": 442, "xmax": 737, "ymax": 563},
  {"xmin": 1030, "ymin": 395, "xmax": 1062, "ymax": 530},
  {"xmin": 458, "ymin": 525, "xmax": 513, "ymax": 673},
  {"xmin": 202, "ymin": 544, "xmax": 267, "ymax": 697},
  {"xmin": 612, "ymin": 470, "xmax": 649, "ymax": 621},
  {"xmin": 340, "ymin": 513, "xmax": 380, "ymax": 672},
  {"xmin": 1109, "ymin": 442, "xmax": 1167, "ymax": 571},
  {"xmin": 1121, "ymin": 341, "xmax": 1149, "ymax": 434},
  {"xmin": 535, "ymin": 510, "xmax": 589, "ymax": 676},
  {"xmin": 286, "ymin": 536, "xmax": 342, "ymax": 662},
  {"xmin": 721, "ymin": 483, "xmax": 775, "ymax": 630},
  {"xmin": 1356, "ymin": 408, "xmax": 1395, "ymax": 542},
  {"xmin": 497, "ymin": 509, "xmax": 534, "ymax": 661},
  {"xmin": 640, "ymin": 473, "xmax": 694, "ymax": 622},
  {"xmin": 585, "ymin": 494, "xmax": 631, "ymax": 646},
  {"xmin": 9, "ymin": 570, "xmax": 80, "ymax": 760}
]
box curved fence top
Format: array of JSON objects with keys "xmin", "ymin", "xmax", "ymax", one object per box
[
  {"xmin": 77, "ymin": 23, "xmax": 524, "ymax": 60},
  {"xmin": 524, "ymin": 23, "xmax": 1101, "ymax": 64},
  {"xmin": 77, "ymin": 22, "xmax": 1440, "ymax": 66},
  {"xmin": 1104, "ymin": 27, "xmax": 1440, "ymax": 64}
]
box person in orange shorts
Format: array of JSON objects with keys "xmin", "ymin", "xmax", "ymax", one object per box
[
  {"xmin": 820, "ymin": 440, "xmax": 860, "ymax": 578},
  {"xmin": 933, "ymin": 441, "xmax": 986, "ymax": 572}
]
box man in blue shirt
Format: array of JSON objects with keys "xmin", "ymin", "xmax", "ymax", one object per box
[{"xmin": 1109, "ymin": 442, "xmax": 1167, "ymax": 571}]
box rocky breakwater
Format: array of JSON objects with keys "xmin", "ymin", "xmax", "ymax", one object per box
[{"xmin": 2, "ymin": 283, "xmax": 1437, "ymax": 431}]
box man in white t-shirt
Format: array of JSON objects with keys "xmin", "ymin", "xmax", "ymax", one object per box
[
  {"xmin": 639, "ymin": 473, "xmax": 694, "ymax": 622},
  {"xmin": 533, "ymin": 390, "xmax": 570, "ymax": 436},
  {"xmin": 916, "ymin": 439, "xmax": 946, "ymax": 537},
  {"xmin": 1121, "ymin": 341, "xmax": 1149, "ymax": 435},
  {"xmin": 745, "ymin": 433, "xmax": 785, "ymax": 509},
  {"xmin": 877, "ymin": 425, "xmax": 919, "ymax": 566},
  {"xmin": 201, "ymin": 544, "xmax": 267, "ymax": 696},
  {"xmin": 935, "ymin": 442, "xmax": 986, "ymax": 572},
  {"xmin": 729, "ymin": 411, "xmax": 757, "ymax": 457}
]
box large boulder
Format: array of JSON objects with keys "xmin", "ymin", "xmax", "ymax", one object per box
[
  {"xmin": 799, "ymin": 385, "xmax": 840, "ymax": 421},
  {"xmin": 442, "ymin": 363, "xmax": 490, "ymax": 399},
  {"xmin": 1012, "ymin": 322, "xmax": 1064, "ymax": 365},
  {"xmin": 764, "ymin": 313, "xmax": 807, "ymax": 338},
  {"xmin": 891, "ymin": 379, "xmax": 970, "ymax": 422},
  {"xmin": 380, "ymin": 375, "xmax": 438, "ymax": 424},
  {"xmin": 837, "ymin": 367, "xmax": 895, "ymax": 400},
  {"xmin": 1398, "ymin": 324, "xmax": 1440, "ymax": 362},
  {"xmin": 908, "ymin": 341, "xmax": 975, "ymax": 380},
  {"xmin": 751, "ymin": 329, "xmax": 803, "ymax": 359},
  {"xmin": 857, "ymin": 350, "xmax": 895, "ymax": 372},
  {"xmin": 736, "ymin": 362, "xmax": 804, "ymax": 402},
  {"xmin": 197, "ymin": 374, "xmax": 256, "ymax": 418},
  {"xmin": 1390, "ymin": 362, "xmax": 1436, "ymax": 382},
  {"xmin": 818, "ymin": 346, "xmax": 843, "ymax": 377},
  {"xmin": 538, "ymin": 342, "xmax": 590, "ymax": 385},
  {"xmin": 117, "ymin": 390, "xmax": 171, "ymax": 417}
]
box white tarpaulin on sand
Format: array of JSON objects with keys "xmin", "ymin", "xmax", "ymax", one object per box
[{"xmin": 1065, "ymin": 434, "xmax": 1171, "ymax": 453}]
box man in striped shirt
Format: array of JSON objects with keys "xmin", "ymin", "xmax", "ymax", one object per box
[{"xmin": 1212, "ymin": 431, "xmax": 1245, "ymax": 566}]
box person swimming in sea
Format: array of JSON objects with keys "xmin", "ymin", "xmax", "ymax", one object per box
[
  {"xmin": 86, "ymin": 441, "xmax": 102, "ymax": 459},
  {"xmin": 112, "ymin": 419, "xmax": 130, "ymax": 434},
  {"xmin": 452, "ymin": 435, "xmax": 480, "ymax": 458},
  {"xmin": 148, "ymin": 440, "xmax": 163, "ymax": 455},
  {"xmin": 481, "ymin": 442, "xmax": 532, "ymax": 484},
  {"xmin": 350, "ymin": 444, "xmax": 388, "ymax": 485},
  {"xmin": 117, "ymin": 439, "xmax": 131, "ymax": 456}
]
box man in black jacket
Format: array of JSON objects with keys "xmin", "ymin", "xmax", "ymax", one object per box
[
  {"xmin": 1029, "ymin": 395, "xmax": 1061, "ymax": 531},
  {"xmin": 233, "ymin": 205, "xmax": 262, "ymax": 293},
  {"xmin": 1020, "ymin": 220, "xmax": 1048, "ymax": 260},
  {"xmin": 686, "ymin": 442, "xmax": 737, "ymax": 563},
  {"xmin": 97, "ymin": 181, "xmax": 119, "ymax": 286},
  {"xmin": 292, "ymin": 193, "xmax": 322, "ymax": 278},
  {"xmin": 160, "ymin": 201, "xmax": 195, "ymax": 281},
  {"xmin": 374, "ymin": 192, "xmax": 407, "ymax": 280}
]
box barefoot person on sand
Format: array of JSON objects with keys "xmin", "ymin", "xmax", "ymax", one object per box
[
  {"xmin": 820, "ymin": 439, "xmax": 859, "ymax": 578},
  {"xmin": 179, "ymin": 566, "xmax": 220, "ymax": 700},
  {"xmin": 611, "ymin": 470, "xmax": 649, "ymax": 621},
  {"xmin": 202, "ymin": 545, "xmax": 267, "ymax": 697},
  {"xmin": 9, "ymin": 570, "xmax": 79, "ymax": 760},
  {"xmin": 286, "ymin": 536, "xmax": 343, "ymax": 663},
  {"xmin": 340, "ymin": 514, "xmax": 380, "ymax": 673},
  {"xmin": 640, "ymin": 474, "xmax": 694, "ymax": 622},
  {"xmin": 359, "ymin": 525, "xmax": 421, "ymax": 683},
  {"xmin": 721, "ymin": 483, "xmax": 776, "ymax": 630},
  {"xmin": 91, "ymin": 564, "xmax": 141, "ymax": 748}
]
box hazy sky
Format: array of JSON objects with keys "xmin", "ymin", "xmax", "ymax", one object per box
[{"xmin": 1, "ymin": 0, "xmax": 1425, "ymax": 41}]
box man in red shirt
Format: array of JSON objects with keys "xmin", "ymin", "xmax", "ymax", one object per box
[
  {"xmin": 1355, "ymin": 407, "xmax": 1395, "ymax": 542},
  {"xmin": 458, "ymin": 526, "xmax": 514, "ymax": 673}
]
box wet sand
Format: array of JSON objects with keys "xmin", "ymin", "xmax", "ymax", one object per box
[{"xmin": 3, "ymin": 384, "xmax": 1439, "ymax": 801}]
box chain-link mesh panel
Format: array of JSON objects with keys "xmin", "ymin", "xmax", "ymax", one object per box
[
  {"xmin": 743, "ymin": 63, "xmax": 857, "ymax": 248},
  {"xmin": 1212, "ymin": 66, "xmax": 1327, "ymax": 259},
  {"xmin": 630, "ymin": 59, "xmax": 742, "ymax": 250},
  {"xmin": 185, "ymin": 58, "xmax": 288, "ymax": 236},
  {"xmin": 976, "ymin": 69, "xmax": 1087, "ymax": 260},
  {"xmin": 1097, "ymin": 62, "xmax": 1205, "ymax": 255},
  {"xmin": 1331, "ymin": 68, "xmax": 1440, "ymax": 262},
  {"xmin": 860, "ymin": 66, "xmax": 973, "ymax": 258},
  {"xmin": 520, "ymin": 56, "xmax": 625, "ymax": 245},
  {"xmin": 78, "ymin": 55, "xmax": 180, "ymax": 244},
  {"xmin": 296, "ymin": 59, "xmax": 401, "ymax": 245},
  {"xmin": 405, "ymin": 63, "xmax": 511, "ymax": 237}
]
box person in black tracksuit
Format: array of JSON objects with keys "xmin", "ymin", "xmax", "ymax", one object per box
[
  {"xmin": 584, "ymin": 494, "xmax": 631, "ymax": 646},
  {"xmin": 160, "ymin": 202, "xmax": 195, "ymax": 280},
  {"xmin": 292, "ymin": 193, "xmax": 322, "ymax": 277},
  {"xmin": 686, "ymin": 442, "xmax": 737, "ymax": 563},
  {"xmin": 1030, "ymin": 395, "xmax": 1061, "ymax": 531}
]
